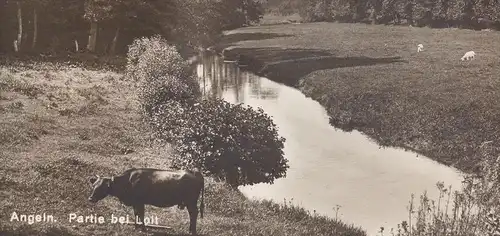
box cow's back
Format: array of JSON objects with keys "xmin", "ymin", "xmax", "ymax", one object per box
[{"xmin": 125, "ymin": 168, "xmax": 203, "ymax": 207}]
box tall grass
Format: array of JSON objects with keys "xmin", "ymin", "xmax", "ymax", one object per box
[
  {"xmin": 1, "ymin": 57, "xmax": 369, "ymax": 235},
  {"xmin": 381, "ymin": 146, "xmax": 500, "ymax": 236}
]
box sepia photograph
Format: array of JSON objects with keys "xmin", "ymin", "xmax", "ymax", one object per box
[{"xmin": 1, "ymin": 0, "xmax": 500, "ymax": 235}]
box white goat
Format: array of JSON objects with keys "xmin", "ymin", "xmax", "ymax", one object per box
[
  {"xmin": 417, "ymin": 44, "xmax": 424, "ymax": 52},
  {"xmin": 461, "ymin": 51, "xmax": 476, "ymax": 61}
]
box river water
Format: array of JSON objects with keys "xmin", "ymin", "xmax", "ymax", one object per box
[{"xmin": 194, "ymin": 54, "xmax": 465, "ymax": 235}]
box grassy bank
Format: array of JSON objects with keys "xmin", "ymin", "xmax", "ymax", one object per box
[
  {"xmin": 217, "ymin": 21, "xmax": 500, "ymax": 173},
  {"xmin": 0, "ymin": 60, "xmax": 366, "ymax": 235}
]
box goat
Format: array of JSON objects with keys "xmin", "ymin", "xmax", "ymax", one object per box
[
  {"xmin": 417, "ymin": 44, "xmax": 424, "ymax": 52},
  {"xmin": 461, "ymin": 51, "xmax": 476, "ymax": 61}
]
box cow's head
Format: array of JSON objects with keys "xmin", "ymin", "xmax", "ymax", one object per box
[{"xmin": 88, "ymin": 175, "xmax": 114, "ymax": 203}]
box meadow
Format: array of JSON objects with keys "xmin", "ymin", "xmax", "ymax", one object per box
[
  {"xmin": 0, "ymin": 57, "xmax": 366, "ymax": 235},
  {"xmin": 2, "ymin": 15, "xmax": 500, "ymax": 235},
  {"xmin": 218, "ymin": 20, "xmax": 500, "ymax": 174}
]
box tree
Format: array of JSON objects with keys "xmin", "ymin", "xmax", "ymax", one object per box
[
  {"xmin": 329, "ymin": 0, "xmax": 352, "ymax": 22},
  {"xmin": 216, "ymin": 0, "xmax": 264, "ymax": 29},
  {"xmin": 473, "ymin": 0, "xmax": 500, "ymax": 28},
  {"xmin": 369, "ymin": 0, "xmax": 384, "ymax": 24},
  {"xmin": 432, "ymin": 0, "xmax": 451, "ymax": 27},
  {"xmin": 403, "ymin": 0, "xmax": 416, "ymax": 25},
  {"xmin": 413, "ymin": 0, "xmax": 436, "ymax": 26},
  {"xmin": 115, "ymin": 0, "xmax": 177, "ymax": 53},
  {"xmin": 462, "ymin": 0, "xmax": 476, "ymax": 26},
  {"xmin": 351, "ymin": 0, "xmax": 370, "ymax": 22},
  {"xmin": 2, "ymin": 0, "xmax": 260, "ymax": 54},
  {"xmin": 379, "ymin": 0, "xmax": 398, "ymax": 24},
  {"xmin": 31, "ymin": 3, "xmax": 37, "ymax": 49},
  {"xmin": 15, "ymin": 0, "xmax": 22, "ymax": 52},
  {"xmin": 171, "ymin": 0, "xmax": 222, "ymax": 48},
  {"xmin": 83, "ymin": 0, "xmax": 112, "ymax": 52}
]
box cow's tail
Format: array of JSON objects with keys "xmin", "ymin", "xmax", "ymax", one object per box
[{"xmin": 200, "ymin": 177, "xmax": 205, "ymax": 219}]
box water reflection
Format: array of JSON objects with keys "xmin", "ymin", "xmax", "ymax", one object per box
[
  {"xmin": 194, "ymin": 54, "xmax": 464, "ymax": 235},
  {"xmin": 195, "ymin": 54, "xmax": 279, "ymax": 102}
]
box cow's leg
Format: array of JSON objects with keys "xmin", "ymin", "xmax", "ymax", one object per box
[
  {"xmin": 133, "ymin": 204, "xmax": 146, "ymax": 231},
  {"xmin": 187, "ymin": 203, "xmax": 199, "ymax": 235}
]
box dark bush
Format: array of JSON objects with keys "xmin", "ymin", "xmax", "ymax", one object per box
[{"xmin": 150, "ymin": 99, "xmax": 289, "ymax": 188}]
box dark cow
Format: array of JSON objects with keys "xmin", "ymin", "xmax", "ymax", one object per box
[{"xmin": 88, "ymin": 168, "xmax": 205, "ymax": 235}]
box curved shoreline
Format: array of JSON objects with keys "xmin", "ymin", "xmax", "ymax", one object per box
[
  {"xmin": 216, "ymin": 46, "xmax": 458, "ymax": 169},
  {"xmin": 214, "ymin": 22, "xmax": 500, "ymax": 175}
]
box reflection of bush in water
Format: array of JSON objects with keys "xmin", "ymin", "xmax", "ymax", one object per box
[{"xmin": 198, "ymin": 56, "xmax": 280, "ymax": 101}]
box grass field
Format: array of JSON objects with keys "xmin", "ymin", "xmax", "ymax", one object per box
[
  {"xmin": 0, "ymin": 59, "xmax": 366, "ymax": 235},
  {"xmin": 218, "ymin": 21, "xmax": 500, "ymax": 173}
]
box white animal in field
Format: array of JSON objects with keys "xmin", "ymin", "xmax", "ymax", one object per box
[
  {"xmin": 461, "ymin": 51, "xmax": 476, "ymax": 61},
  {"xmin": 417, "ymin": 44, "xmax": 424, "ymax": 52}
]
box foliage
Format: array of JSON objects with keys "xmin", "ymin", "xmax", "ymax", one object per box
[
  {"xmin": 0, "ymin": 0, "xmax": 87, "ymax": 52},
  {"xmin": 171, "ymin": 0, "xmax": 264, "ymax": 48},
  {"xmin": 171, "ymin": 0, "xmax": 223, "ymax": 49},
  {"xmin": 127, "ymin": 35, "xmax": 187, "ymax": 81},
  {"xmin": 217, "ymin": 0, "xmax": 264, "ymax": 29},
  {"xmin": 380, "ymin": 144, "xmax": 500, "ymax": 236},
  {"xmin": 0, "ymin": 0, "xmax": 262, "ymax": 54},
  {"xmin": 127, "ymin": 35, "xmax": 288, "ymax": 188},
  {"xmin": 84, "ymin": 0, "xmax": 113, "ymax": 22},
  {"xmin": 267, "ymin": 0, "xmax": 301, "ymax": 15},
  {"xmin": 473, "ymin": 0, "xmax": 500, "ymax": 22},
  {"xmin": 298, "ymin": 0, "xmax": 331, "ymax": 22},
  {"xmin": 150, "ymin": 99, "xmax": 288, "ymax": 188},
  {"xmin": 126, "ymin": 36, "xmax": 200, "ymax": 116},
  {"xmin": 294, "ymin": 0, "xmax": 500, "ymax": 29}
]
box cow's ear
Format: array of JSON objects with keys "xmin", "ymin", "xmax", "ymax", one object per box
[{"xmin": 89, "ymin": 176, "xmax": 98, "ymax": 184}]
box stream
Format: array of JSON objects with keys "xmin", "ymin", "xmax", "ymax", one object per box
[{"xmin": 194, "ymin": 54, "xmax": 465, "ymax": 235}]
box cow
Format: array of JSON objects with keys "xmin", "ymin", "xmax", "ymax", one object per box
[{"xmin": 88, "ymin": 168, "xmax": 205, "ymax": 235}]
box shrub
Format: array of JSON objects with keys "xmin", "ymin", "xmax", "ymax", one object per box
[
  {"xmin": 150, "ymin": 98, "xmax": 289, "ymax": 188},
  {"xmin": 126, "ymin": 35, "xmax": 190, "ymax": 82},
  {"xmin": 126, "ymin": 35, "xmax": 200, "ymax": 116},
  {"xmin": 127, "ymin": 36, "xmax": 287, "ymax": 189}
]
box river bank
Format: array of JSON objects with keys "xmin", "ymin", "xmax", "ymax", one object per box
[
  {"xmin": 216, "ymin": 22, "xmax": 500, "ymax": 174},
  {"xmin": 195, "ymin": 54, "xmax": 464, "ymax": 234},
  {"xmin": 0, "ymin": 59, "xmax": 366, "ymax": 235}
]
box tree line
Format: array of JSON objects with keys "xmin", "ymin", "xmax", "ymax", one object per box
[
  {"xmin": 0, "ymin": 0, "xmax": 264, "ymax": 55},
  {"xmin": 269, "ymin": 0, "xmax": 500, "ymax": 30}
]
